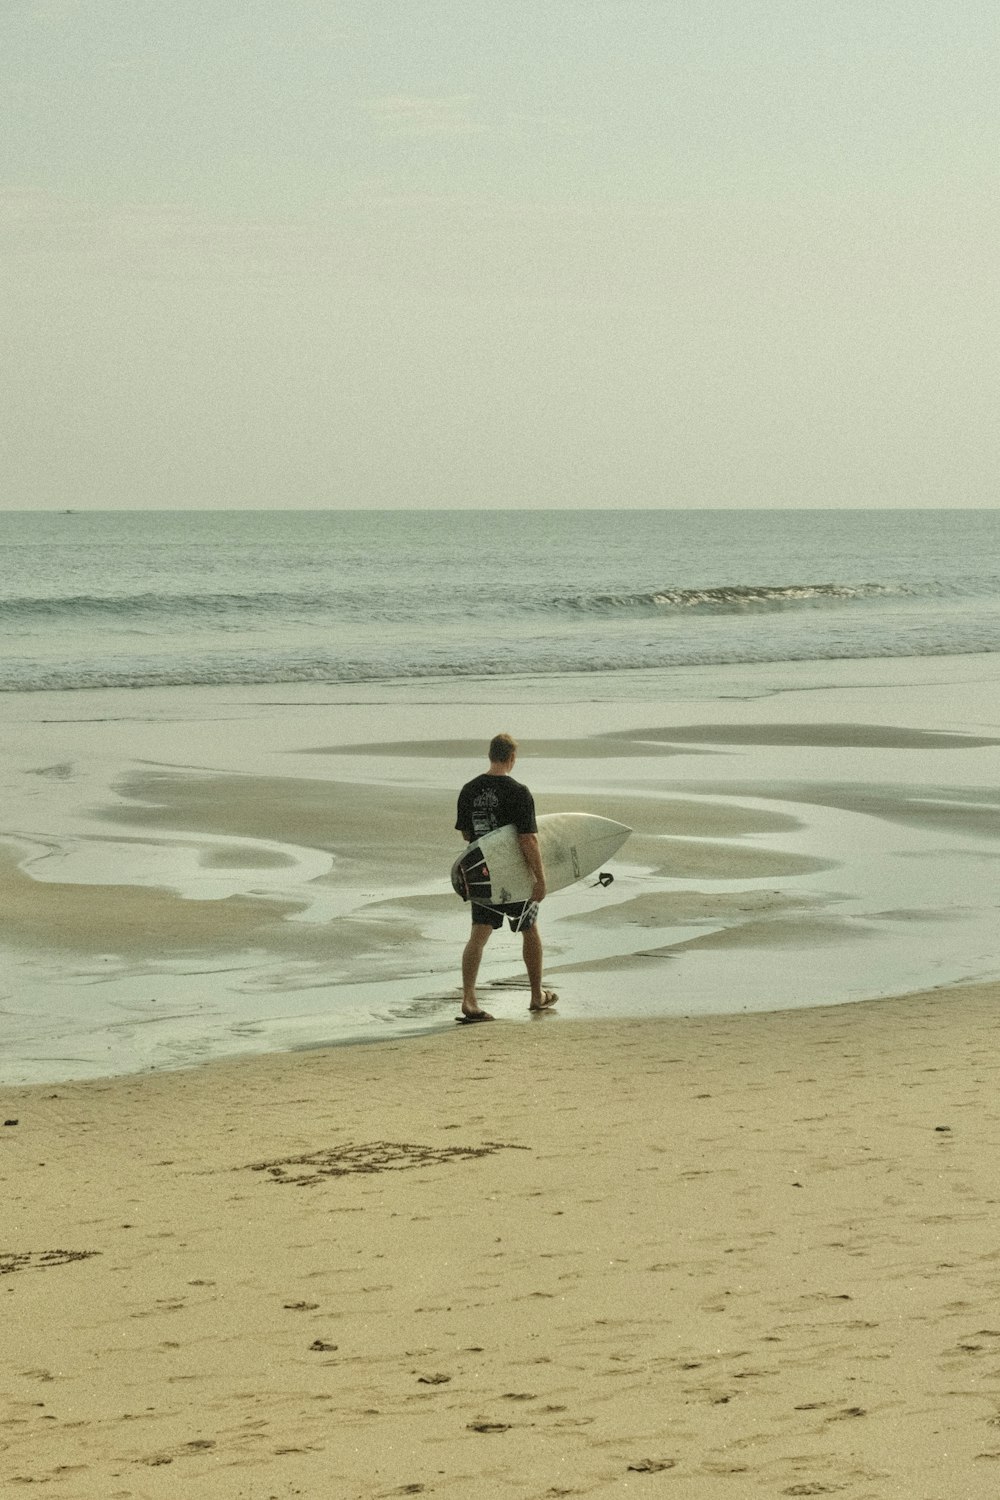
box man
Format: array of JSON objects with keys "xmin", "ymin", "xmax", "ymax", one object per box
[{"xmin": 455, "ymin": 733, "xmax": 558, "ymax": 1021}]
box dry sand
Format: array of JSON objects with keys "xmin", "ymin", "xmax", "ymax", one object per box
[{"xmin": 5, "ymin": 982, "xmax": 1000, "ymax": 1499}]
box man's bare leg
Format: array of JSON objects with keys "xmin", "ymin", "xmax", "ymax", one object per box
[
  {"xmin": 461, "ymin": 924, "xmax": 494, "ymax": 1017},
  {"xmin": 522, "ymin": 925, "xmax": 557, "ymax": 1010}
]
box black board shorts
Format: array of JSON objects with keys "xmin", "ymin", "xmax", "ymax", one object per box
[{"xmin": 471, "ymin": 900, "xmax": 539, "ymax": 932}]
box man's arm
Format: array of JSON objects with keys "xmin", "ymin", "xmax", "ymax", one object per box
[{"xmin": 518, "ymin": 831, "xmax": 546, "ymax": 904}]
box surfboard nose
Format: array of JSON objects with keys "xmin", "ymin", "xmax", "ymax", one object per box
[{"xmin": 591, "ymin": 817, "xmax": 632, "ymax": 849}]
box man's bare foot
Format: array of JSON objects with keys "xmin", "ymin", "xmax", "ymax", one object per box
[
  {"xmin": 459, "ymin": 1005, "xmax": 494, "ymax": 1023},
  {"xmin": 528, "ymin": 990, "xmax": 559, "ymax": 1011}
]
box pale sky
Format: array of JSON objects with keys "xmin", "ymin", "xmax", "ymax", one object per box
[{"xmin": 3, "ymin": 1, "xmax": 998, "ymax": 510}]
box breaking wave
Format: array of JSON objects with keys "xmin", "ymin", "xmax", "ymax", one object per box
[
  {"xmin": 547, "ymin": 581, "xmax": 912, "ymax": 614},
  {"xmin": 0, "ymin": 579, "xmax": 924, "ymax": 630}
]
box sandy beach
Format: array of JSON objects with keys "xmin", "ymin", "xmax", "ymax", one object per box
[
  {"xmin": 3, "ymin": 658, "xmax": 1000, "ymax": 1494},
  {"xmin": 5, "ymin": 984, "xmax": 1000, "ymax": 1497}
]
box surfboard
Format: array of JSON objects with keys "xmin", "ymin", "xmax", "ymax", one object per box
[{"xmin": 451, "ymin": 813, "xmax": 632, "ymax": 906}]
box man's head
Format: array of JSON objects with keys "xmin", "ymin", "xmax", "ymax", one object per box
[{"xmin": 488, "ymin": 732, "xmax": 518, "ymax": 769}]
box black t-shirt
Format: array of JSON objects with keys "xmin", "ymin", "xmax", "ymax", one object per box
[{"xmin": 455, "ymin": 774, "xmax": 538, "ymax": 841}]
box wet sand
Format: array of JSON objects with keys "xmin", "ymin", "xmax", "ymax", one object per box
[
  {"xmin": 2, "ymin": 663, "xmax": 1000, "ymax": 1078},
  {"xmin": 5, "ymin": 982, "xmax": 1000, "ymax": 1497}
]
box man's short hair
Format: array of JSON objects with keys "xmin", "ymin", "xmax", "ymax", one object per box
[{"xmin": 489, "ymin": 733, "xmax": 518, "ymax": 765}]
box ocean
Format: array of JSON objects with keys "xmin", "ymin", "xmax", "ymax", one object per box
[{"xmin": 3, "ymin": 508, "xmax": 999, "ymax": 694}]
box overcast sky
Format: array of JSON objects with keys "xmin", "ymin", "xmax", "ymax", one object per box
[{"xmin": 3, "ymin": 1, "xmax": 998, "ymax": 511}]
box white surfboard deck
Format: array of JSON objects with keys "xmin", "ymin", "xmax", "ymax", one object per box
[{"xmin": 451, "ymin": 812, "xmax": 632, "ymax": 906}]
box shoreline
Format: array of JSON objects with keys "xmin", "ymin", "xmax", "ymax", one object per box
[
  {"xmin": 2, "ymin": 656, "xmax": 1000, "ymax": 1083},
  {"xmin": 5, "ymin": 980, "xmax": 1000, "ymax": 1496}
]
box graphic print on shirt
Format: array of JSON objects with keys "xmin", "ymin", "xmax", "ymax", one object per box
[{"xmin": 471, "ymin": 784, "xmax": 501, "ymax": 838}]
